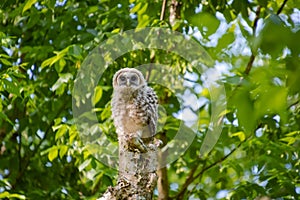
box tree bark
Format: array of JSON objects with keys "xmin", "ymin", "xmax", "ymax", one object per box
[
  {"xmin": 157, "ymin": 131, "xmax": 169, "ymax": 200},
  {"xmin": 99, "ymin": 135, "xmax": 159, "ymax": 200},
  {"xmin": 169, "ymin": 0, "xmax": 181, "ymax": 27}
]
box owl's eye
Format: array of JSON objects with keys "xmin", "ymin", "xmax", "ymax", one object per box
[
  {"xmin": 131, "ymin": 75, "xmax": 137, "ymax": 81},
  {"xmin": 119, "ymin": 75, "xmax": 126, "ymax": 81}
]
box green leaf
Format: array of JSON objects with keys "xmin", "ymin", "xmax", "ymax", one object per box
[
  {"xmin": 79, "ymin": 158, "xmax": 91, "ymax": 171},
  {"xmin": 230, "ymin": 131, "xmax": 246, "ymax": 141},
  {"xmin": 100, "ymin": 105, "xmax": 112, "ymax": 120},
  {"xmin": 41, "ymin": 56, "xmax": 61, "ymax": 69},
  {"xmin": 0, "ymin": 192, "xmax": 26, "ymax": 200},
  {"xmin": 3, "ymin": 79, "xmax": 21, "ymax": 96},
  {"xmin": 137, "ymin": 14, "xmax": 150, "ymax": 28},
  {"xmin": 92, "ymin": 86, "xmax": 103, "ymax": 105},
  {"xmin": 0, "ymin": 58, "xmax": 12, "ymax": 66},
  {"xmin": 0, "ymin": 192, "xmax": 10, "ymax": 199},
  {"xmin": 259, "ymin": 14, "xmax": 293, "ymax": 57},
  {"xmin": 68, "ymin": 45, "xmax": 83, "ymax": 60},
  {"xmin": 55, "ymin": 58, "xmax": 66, "ymax": 73},
  {"xmin": 233, "ymin": 86, "xmax": 256, "ymax": 133},
  {"xmin": 188, "ymin": 12, "xmax": 220, "ymax": 36},
  {"xmin": 51, "ymin": 73, "xmax": 73, "ymax": 91},
  {"xmin": 59, "ymin": 145, "xmax": 68, "ymax": 159},
  {"xmin": 22, "ymin": 0, "xmax": 38, "ymax": 14},
  {"xmin": 216, "ymin": 31, "xmax": 235, "ymax": 51},
  {"xmin": 280, "ymin": 137, "xmax": 296, "ymax": 145},
  {"xmin": 41, "ymin": 46, "xmax": 69, "ymax": 68},
  {"xmin": 0, "ymin": 112, "xmax": 14, "ymax": 125},
  {"xmin": 131, "ymin": 2, "xmax": 142, "ymax": 13},
  {"xmin": 138, "ymin": 2, "xmax": 148, "ymax": 15},
  {"xmin": 254, "ymin": 86, "xmax": 288, "ymax": 121},
  {"xmin": 55, "ymin": 124, "xmax": 68, "ymax": 140},
  {"xmin": 48, "ymin": 146, "xmax": 58, "ymax": 161},
  {"xmin": 285, "ymin": 131, "xmax": 300, "ymax": 137},
  {"xmin": 69, "ymin": 128, "xmax": 78, "ymax": 144}
]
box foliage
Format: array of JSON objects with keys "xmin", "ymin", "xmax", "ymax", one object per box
[{"xmin": 1, "ymin": 0, "xmax": 300, "ymax": 199}]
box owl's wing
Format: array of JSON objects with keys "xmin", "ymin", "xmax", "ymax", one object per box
[{"xmin": 145, "ymin": 87, "xmax": 158, "ymax": 137}]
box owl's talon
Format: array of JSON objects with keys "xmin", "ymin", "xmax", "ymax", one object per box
[{"xmin": 127, "ymin": 135, "xmax": 148, "ymax": 153}]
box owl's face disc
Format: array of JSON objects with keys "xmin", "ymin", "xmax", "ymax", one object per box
[{"xmin": 117, "ymin": 72, "xmax": 140, "ymax": 87}]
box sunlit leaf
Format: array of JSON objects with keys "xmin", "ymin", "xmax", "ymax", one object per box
[
  {"xmin": 79, "ymin": 158, "xmax": 91, "ymax": 171},
  {"xmin": 230, "ymin": 131, "xmax": 246, "ymax": 141},
  {"xmin": 51, "ymin": 73, "xmax": 73, "ymax": 91},
  {"xmin": 55, "ymin": 124, "xmax": 68, "ymax": 140},
  {"xmin": 48, "ymin": 146, "xmax": 58, "ymax": 162},
  {"xmin": 22, "ymin": 0, "xmax": 38, "ymax": 14},
  {"xmin": 92, "ymin": 86, "xmax": 103, "ymax": 105},
  {"xmin": 59, "ymin": 145, "xmax": 68, "ymax": 159}
]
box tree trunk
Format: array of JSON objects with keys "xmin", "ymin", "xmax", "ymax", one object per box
[
  {"xmin": 169, "ymin": 0, "xmax": 181, "ymax": 27},
  {"xmin": 157, "ymin": 131, "xmax": 169, "ymax": 200},
  {"xmin": 99, "ymin": 135, "xmax": 158, "ymax": 200}
]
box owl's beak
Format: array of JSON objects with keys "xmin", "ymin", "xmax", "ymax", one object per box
[{"xmin": 126, "ymin": 79, "xmax": 130, "ymax": 86}]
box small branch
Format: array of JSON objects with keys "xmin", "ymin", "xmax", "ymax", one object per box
[
  {"xmin": 175, "ymin": 164, "xmax": 199, "ymax": 199},
  {"xmin": 145, "ymin": 53, "xmax": 155, "ymax": 82},
  {"xmin": 244, "ymin": 54, "xmax": 255, "ymax": 75},
  {"xmin": 252, "ymin": 6, "xmax": 261, "ymax": 36},
  {"xmin": 11, "ymin": 99, "xmax": 69, "ymax": 189},
  {"xmin": 277, "ymin": 0, "xmax": 289, "ymax": 15},
  {"xmin": 18, "ymin": 131, "xmax": 22, "ymax": 172},
  {"xmin": 288, "ymin": 99, "xmax": 300, "ymax": 109},
  {"xmin": 244, "ymin": 6, "xmax": 261, "ymax": 75},
  {"xmin": 160, "ymin": 0, "xmax": 167, "ymax": 21},
  {"xmin": 175, "ymin": 140, "xmax": 246, "ymax": 199}
]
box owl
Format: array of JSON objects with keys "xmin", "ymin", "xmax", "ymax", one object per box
[{"xmin": 111, "ymin": 68, "xmax": 158, "ymax": 152}]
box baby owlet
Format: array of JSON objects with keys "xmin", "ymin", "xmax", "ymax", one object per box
[{"xmin": 111, "ymin": 68, "xmax": 158, "ymax": 152}]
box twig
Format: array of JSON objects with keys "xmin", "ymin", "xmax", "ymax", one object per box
[
  {"xmin": 252, "ymin": 6, "xmax": 261, "ymax": 36},
  {"xmin": 175, "ymin": 164, "xmax": 200, "ymax": 199},
  {"xmin": 277, "ymin": 0, "xmax": 289, "ymax": 15},
  {"xmin": 244, "ymin": 6, "xmax": 261, "ymax": 75},
  {"xmin": 288, "ymin": 99, "xmax": 300, "ymax": 109},
  {"xmin": 244, "ymin": 54, "xmax": 255, "ymax": 75},
  {"xmin": 227, "ymin": 6, "xmax": 262, "ymax": 100},
  {"xmin": 160, "ymin": 0, "xmax": 167, "ymax": 21},
  {"xmin": 175, "ymin": 140, "xmax": 246, "ymax": 199},
  {"xmin": 12, "ymin": 99, "xmax": 69, "ymax": 189}
]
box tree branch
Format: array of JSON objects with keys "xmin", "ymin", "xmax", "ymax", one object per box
[
  {"xmin": 276, "ymin": 0, "xmax": 288, "ymax": 15},
  {"xmin": 160, "ymin": 0, "xmax": 167, "ymax": 21},
  {"xmin": 244, "ymin": 6, "xmax": 261, "ymax": 75},
  {"xmin": 12, "ymin": 99, "xmax": 69, "ymax": 189},
  {"xmin": 175, "ymin": 163, "xmax": 199, "ymax": 199},
  {"xmin": 244, "ymin": 54, "xmax": 256, "ymax": 75},
  {"xmin": 175, "ymin": 139, "xmax": 246, "ymax": 199}
]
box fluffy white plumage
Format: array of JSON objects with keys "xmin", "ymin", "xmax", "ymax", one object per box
[{"xmin": 111, "ymin": 68, "xmax": 158, "ymax": 152}]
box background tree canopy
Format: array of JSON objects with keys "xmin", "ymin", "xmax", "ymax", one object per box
[{"xmin": 1, "ymin": 0, "xmax": 300, "ymax": 199}]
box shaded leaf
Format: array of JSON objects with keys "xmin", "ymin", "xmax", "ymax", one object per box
[{"xmin": 188, "ymin": 12, "xmax": 220, "ymax": 36}]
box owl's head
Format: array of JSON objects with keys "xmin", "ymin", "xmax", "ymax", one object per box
[{"xmin": 113, "ymin": 68, "xmax": 146, "ymax": 88}]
